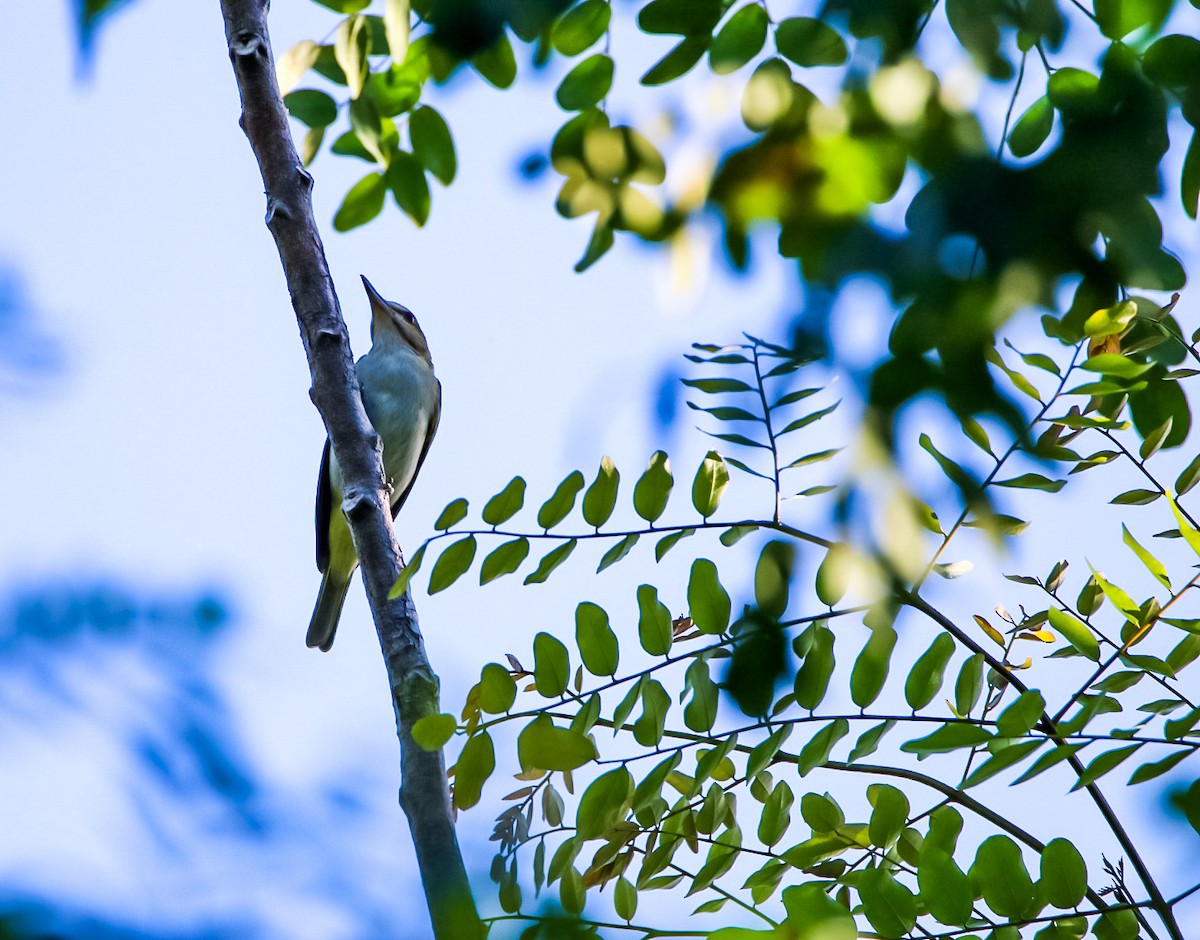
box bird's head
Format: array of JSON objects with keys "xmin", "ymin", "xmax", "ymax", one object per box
[{"xmin": 361, "ymin": 275, "xmax": 432, "ymax": 365}]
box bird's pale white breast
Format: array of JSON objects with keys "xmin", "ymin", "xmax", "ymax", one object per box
[{"xmin": 330, "ymin": 335, "xmax": 440, "ymax": 506}]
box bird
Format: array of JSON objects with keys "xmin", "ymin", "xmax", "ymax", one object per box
[{"xmin": 306, "ymin": 276, "xmax": 441, "ymax": 652}]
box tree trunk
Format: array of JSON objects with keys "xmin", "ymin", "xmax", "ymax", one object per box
[{"xmin": 217, "ymin": 4, "xmax": 483, "ymax": 936}]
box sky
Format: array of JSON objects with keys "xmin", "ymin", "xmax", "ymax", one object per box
[{"xmin": 1, "ymin": 1, "xmax": 1199, "ymax": 938}]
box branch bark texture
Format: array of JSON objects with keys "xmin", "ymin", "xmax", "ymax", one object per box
[{"xmin": 217, "ymin": 4, "xmax": 482, "ymax": 936}]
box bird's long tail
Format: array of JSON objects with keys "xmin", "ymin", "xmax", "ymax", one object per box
[{"xmin": 307, "ymin": 570, "xmax": 352, "ymax": 652}]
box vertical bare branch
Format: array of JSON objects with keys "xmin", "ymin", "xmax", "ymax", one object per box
[{"xmin": 216, "ymin": 3, "xmax": 482, "ymax": 936}]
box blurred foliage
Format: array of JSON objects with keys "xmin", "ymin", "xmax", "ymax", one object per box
[
  {"xmin": 283, "ymin": 0, "xmax": 1199, "ymax": 448},
  {"xmin": 413, "ymin": 335, "xmax": 1200, "ymax": 940},
  {"xmin": 70, "ymin": 0, "xmax": 136, "ymax": 69},
  {"xmin": 0, "ymin": 268, "xmax": 60, "ymax": 397}
]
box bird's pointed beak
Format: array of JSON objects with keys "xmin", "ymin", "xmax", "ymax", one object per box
[{"xmin": 361, "ymin": 275, "xmax": 391, "ymax": 329}]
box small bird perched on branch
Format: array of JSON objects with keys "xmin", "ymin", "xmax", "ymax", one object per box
[{"xmin": 306, "ymin": 276, "xmax": 441, "ymax": 652}]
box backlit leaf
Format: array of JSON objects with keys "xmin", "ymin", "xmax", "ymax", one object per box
[
  {"xmin": 482, "ymin": 476, "xmax": 526, "ymax": 526},
  {"xmin": 576, "ymin": 602, "xmax": 619, "ymax": 676},
  {"xmin": 524, "ymin": 539, "xmax": 577, "ymax": 584},
  {"xmin": 428, "ymin": 535, "xmax": 476, "ymax": 593}
]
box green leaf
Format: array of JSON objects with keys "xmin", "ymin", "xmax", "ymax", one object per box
[
  {"xmin": 683, "ymin": 660, "xmax": 719, "ymax": 733},
  {"xmin": 969, "ymin": 835, "xmax": 1038, "ymax": 919},
  {"xmin": 850, "ymin": 612, "xmax": 897, "ymax": 709},
  {"xmin": 757, "ymin": 780, "xmax": 794, "ymax": 847},
  {"xmin": 453, "ymin": 731, "xmax": 495, "ymax": 809},
  {"xmin": 655, "ymin": 528, "xmax": 695, "ymax": 561},
  {"xmin": 388, "ymin": 541, "xmax": 427, "ymax": 598},
  {"xmin": 709, "ymin": 4, "xmax": 768, "ymax": 74},
  {"xmin": 557, "ymin": 53, "xmax": 614, "ymax": 110},
  {"xmin": 1184, "ymin": 129, "xmax": 1200, "ymax": 220},
  {"xmin": 848, "ymin": 720, "xmax": 895, "ymax": 763},
  {"xmin": 312, "ymin": 0, "xmax": 371, "ymax": 11},
  {"xmin": 482, "ymin": 476, "xmax": 526, "ymax": 526},
  {"xmin": 409, "ymin": 106, "xmax": 456, "ymax": 185},
  {"xmin": 755, "ymin": 540, "xmax": 793, "ymax": 619},
  {"xmin": 1093, "ymin": 909, "xmax": 1141, "ymax": 940},
  {"xmin": 641, "ymin": 35, "xmax": 709, "ymax": 85},
  {"xmin": 1095, "ymin": 0, "xmax": 1172, "ymax": 40},
  {"xmin": 582, "ymin": 456, "xmax": 620, "ymax": 527},
  {"xmin": 518, "ymin": 714, "xmax": 597, "ymax": 772},
  {"xmin": 480, "ymin": 537, "xmax": 529, "ymax": 584},
  {"xmin": 747, "ymin": 725, "xmax": 792, "ymax": 777},
  {"xmin": 385, "ymin": 151, "xmax": 431, "ymax": 226},
  {"xmin": 995, "ymin": 473, "xmax": 1066, "ymax": 492},
  {"xmin": 799, "ymin": 792, "xmax": 844, "ymax": 832},
  {"xmin": 779, "ymin": 401, "xmax": 840, "ymax": 435},
  {"xmin": 434, "ymin": 497, "xmax": 468, "ymax": 530},
  {"xmin": 1071, "ymin": 743, "xmax": 1142, "ymax": 790},
  {"xmin": 348, "ymin": 95, "xmax": 386, "ymax": 163},
  {"xmin": 428, "ymin": 535, "xmax": 477, "ymax": 593},
  {"xmin": 775, "ymin": 17, "xmax": 848, "ymax": 67},
  {"xmin": 905, "ymin": 634, "xmax": 956, "ymax": 710},
  {"xmin": 867, "ymin": 784, "xmax": 909, "ymax": 848},
  {"xmin": 688, "ymin": 558, "xmax": 731, "ymax": 634},
  {"xmin": 1039, "ymin": 839, "xmax": 1086, "ymax": 908},
  {"xmin": 955, "ymin": 653, "xmax": 985, "ymax": 715},
  {"xmin": 996, "ymin": 691, "xmax": 1046, "ymax": 737},
  {"xmin": 1047, "ymin": 607, "xmax": 1099, "ymax": 661},
  {"xmin": 333, "ymin": 172, "xmax": 387, "ymax": 231},
  {"xmin": 537, "ymin": 470, "xmax": 585, "ymax": 529},
  {"xmin": 277, "ymin": 39, "xmax": 322, "ymax": 95},
  {"xmin": 720, "ymin": 524, "xmax": 757, "ymax": 546},
  {"xmin": 858, "ymin": 863, "xmax": 917, "ymax": 937},
  {"xmin": 383, "ymin": 0, "xmax": 409, "ymax": 60},
  {"xmin": 574, "ymin": 218, "xmax": 614, "ymax": 272},
  {"xmin": 412, "ymin": 712, "xmax": 456, "ymax": 750},
  {"xmin": 692, "ymin": 450, "xmax": 729, "ymax": 518},
  {"xmin": 334, "ymin": 14, "xmax": 370, "ymax": 98},
  {"xmin": 634, "ymin": 450, "xmax": 674, "ymax": 523},
  {"xmin": 576, "ymin": 766, "xmax": 634, "ymax": 839},
  {"xmin": 1128, "ymin": 749, "xmax": 1191, "ymax": 784},
  {"xmin": 797, "ymin": 718, "xmax": 849, "ymax": 775},
  {"xmin": 919, "ymin": 433, "xmax": 974, "ymax": 490},
  {"xmin": 575, "ymin": 602, "xmax": 619, "ymax": 676},
  {"xmin": 637, "ymin": 584, "xmax": 673, "ymax": 656},
  {"xmin": 533, "ymin": 631, "xmax": 570, "ymax": 697},
  {"xmin": 781, "ymin": 882, "xmax": 857, "ymax": 940},
  {"xmin": 1167, "ymin": 493, "xmax": 1200, "ymax": 558},
  {"xmin": 524, "ymin": 539, "xmax": 577, "ymax": 584},
  {"xmin": 366, "ymin": 64, "xmax": 421, "ymax": 117},
  {"xmin": 919, "ymin": 847, "xmax": 973, "ymax": 927},
  {"xmin": 961, "ymin": 741, "xmax": 1042, "ymax": 789},
  {"xmin": 298, "ymin": 126, "xmax": 324, "ymax": 167},
  {"xmin": 478, "ymin": 662, "xmax": 516, "ymax": 713},
  {"xmin": 1176, "ymin": 452, "xmax": 1200, "ymax": 496},
  {"xmin": 1110, "ymin": 488, "xmax": 1160, "ymax": 506},
  {"xmin": 683, "ymin": 377, "xmax": 754, "ymax": 394},
  {"xmin": 1084, "ymin": 300, "xmax": 1137, "ymax": 338},
  {"xmin": 552, "ymin": 0, "xmax": 611, "ymax": 56},
  {"xmin": 1123, "ymin": 524, "xmax": 1171, "ymax": 589},
  {"xmin": 1047, "ymin": 67, "xmax": 1100, "ymax": 113},
  {"xmin": 1008, "ymin": 95, "xmax": 1054, "ymax": 157},
  {"xmin": 637, "ymin": 0, "xmax": 723, "ymax": 36},
  {"xmin": 284, "ymin": 89, "xmax": 339, "ymax": 128},
  {"xmin": 633, "ymin": 679, "xmax": 671, "ymax": 746},
  {"xmin": 794, "ymin": 623, "xmax": 834, "ymax": 710},
  {"xmin": 472, "ymin": 32, "xmax": 517, "ymax": 88},
  {"xmin": 901, "ymin": 723, "xmax": 992, "ymax": 758},
  {"xmin": 614, "ymin": 876, "xmax": 637, "ymax": 921},
  {"xmin": 814, "ymin": 542, "xmax": 852, "ymax": 607},
  {"xmin": 611, "ymin": 676, "xmax": 645, "ymax": 734},
  {"xmin": 597, "ymin": 533, "xmax": 639, "ymax": 572}
]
